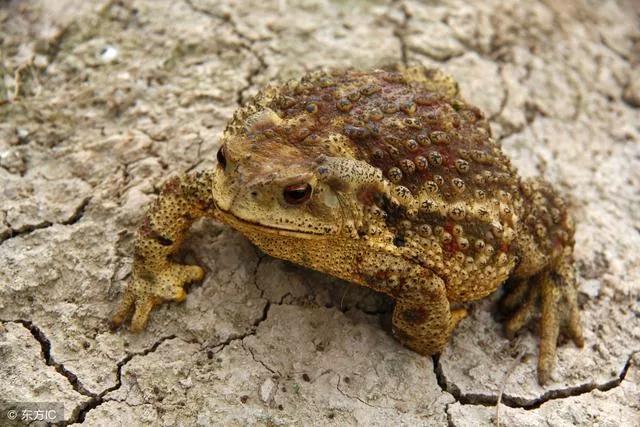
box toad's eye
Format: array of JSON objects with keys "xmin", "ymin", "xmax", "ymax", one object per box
[
  {"xmin": 216, "ymin": 146, "xmax": 227, "ymax": 169},
  {"xmin": 283, "ymin": 183, "xmax": 312, "ymax": 204}
]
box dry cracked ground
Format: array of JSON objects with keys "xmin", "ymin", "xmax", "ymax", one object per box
[{"xmin": 1, "ymin": 0, "xmax": 639, "ymax": 425}]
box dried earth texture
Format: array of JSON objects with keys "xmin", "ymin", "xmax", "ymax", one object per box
[{"xmin": 1, "ymin": 0, "xmax": 639, "ymax": 425}]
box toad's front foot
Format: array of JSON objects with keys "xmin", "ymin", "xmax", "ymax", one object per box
[
  {"xmin": 390, "ymin": 270, "xmax": 469, "ymax": 357},
  {"xmin": 110, "ymin": 171, "xmax": 215, "ymax": 332},
  {"xmin": 392, "ymin": 306, "xmax": 468, "ymax": 356},
  {"xmin": 501, "ymin": 267, "xmax": 584, "ymax": 384},
  {"xmin": 110, "ymin": 263, "xmax": 204, "ymax": 332}
]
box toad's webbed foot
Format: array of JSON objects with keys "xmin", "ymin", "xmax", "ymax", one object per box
[
  {"xmin": 500, "ymin": 263, "xmax": 584, "ymax": 384},
  {"xmin": 111, "ymin": 262, "xmax": 204, "ymax": 331}
]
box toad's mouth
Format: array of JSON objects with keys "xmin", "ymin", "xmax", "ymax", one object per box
[{"xmin": 216, "ymin": 209, "xmax": 336, "ymax": 239}]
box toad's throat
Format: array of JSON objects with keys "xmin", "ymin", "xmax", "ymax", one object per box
[{"xmin": 216, "ymin": 209, "xmax": 335, "ymax": 239}]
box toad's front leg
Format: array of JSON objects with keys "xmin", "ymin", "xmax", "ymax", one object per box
[
  {"xmin": 357, "ymin": 254, "xmax": 466, "ymax": 355},
  {"xmin": 392, "ymin": 271, "xmax": 467, "ymax": 355},
  {"xmin": 111, "ymin": 171, "xmax": 216, "ymax": 331}
]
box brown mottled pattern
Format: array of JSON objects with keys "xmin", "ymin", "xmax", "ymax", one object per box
[{"xmin": 225, "ymin": 68, "xmax": 521, "ymax": 262}]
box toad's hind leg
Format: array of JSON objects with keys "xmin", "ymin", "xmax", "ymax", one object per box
[
  {"xmin": 501, "ymin": 254, "xmax": 584, "ymax": 384},
  {"xmin": 503, "ymin": 279, "xmax": 540, "ymax": 339},
  {"xmin": 502, "ymin": 177, "xmax": 584, "ymax": 384},
  {"xmin": 538, "ymin": 260, "xmax": 584, "ymax": 383}
]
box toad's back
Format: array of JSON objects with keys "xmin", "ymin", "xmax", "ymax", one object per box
[{"xmin": 225, "ymin": 67, "xmax": 524, "ymax": 301}]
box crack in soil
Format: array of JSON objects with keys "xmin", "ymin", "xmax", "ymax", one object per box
[
  {"xmin": 236, "ymin": 53, "xmax": 268, "ymax": 106},
  {"xmin": 0, "ymin": 196, "xmax": 91, "ymax": 246},
  {"xmin": 488, "ymin": 64, "xmax": 509, "ymax": 122},
  {"xmin": 182, "ymin": 0, "xmax": 268, "ymax": 106},
  {"xmin": 445, "ymin": 403, "xmax": 456, "ymax": 427},
  {"xmin": 70, "ymin": 242, "xmax": 274, "ymax": 422},
  {"xmin": 198, "ymin": 254, "xmax": 275, "ymax": 373},
  {"xmin": 243, "ymin": 339, "xmax": 278, "ymax": 376},
  {"xmin": 433, "ymin": 350, "xmax": 638, "ymax": 411},
  {"xmin": 390, "ymin": 0, "xmax": 410, "ymax": 67},
  {"xmin": 63, "ymin": 334, "xmax": 177, "ymax": 425},
  {"xmin": 336, "ymin": 374, "xmax": 381, "ymax": 409},
  {"xmin": 7, "ymin": 320, "xmax": 95, "ymax": 400}
]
